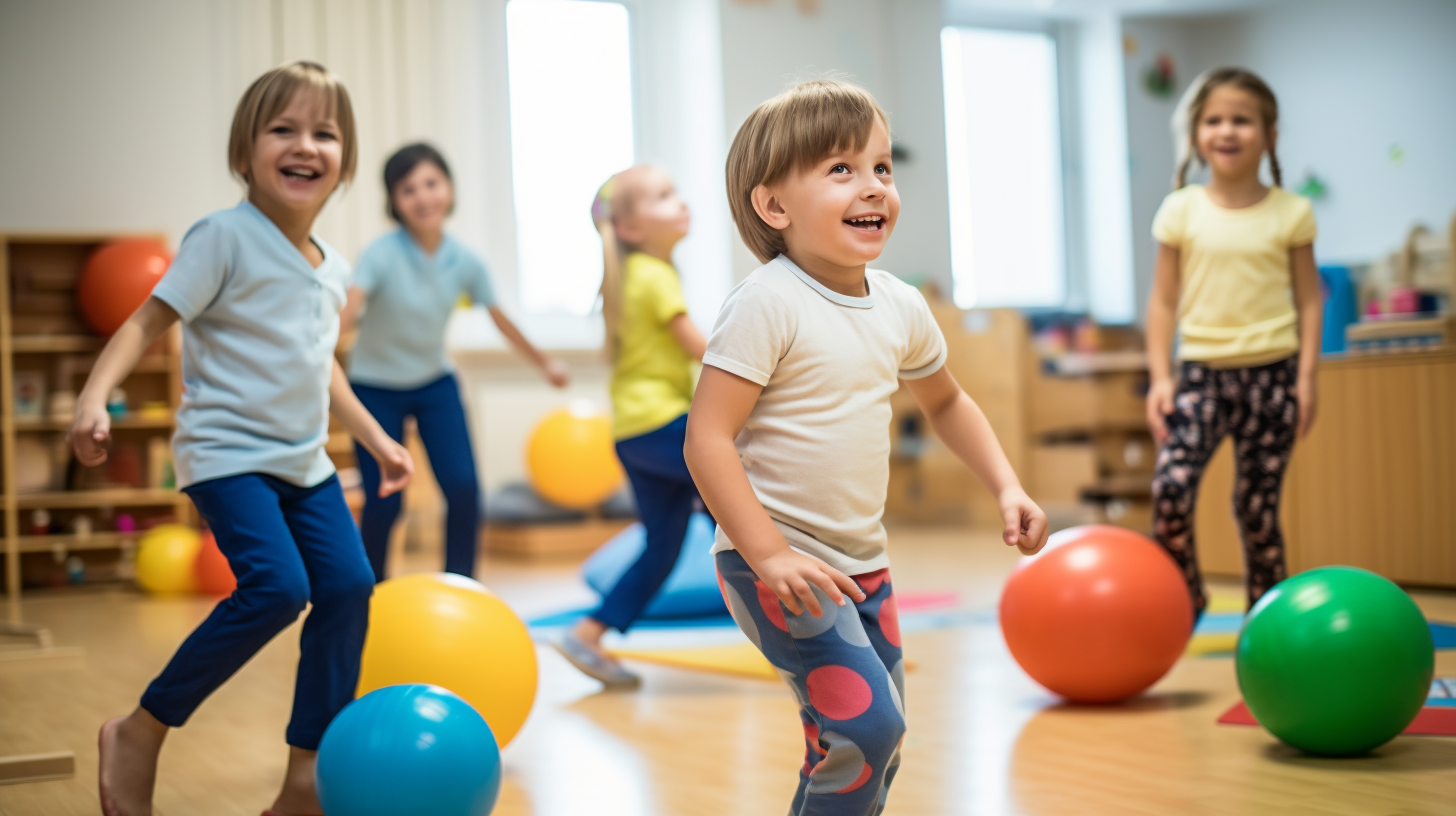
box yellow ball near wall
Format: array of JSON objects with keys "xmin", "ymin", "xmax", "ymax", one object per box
[
  {"xmin": 134, "ymin": 525, "xmax": 201, "ymax": 595},
  {"xmin": 526, "ymin": 402, "xmax": 625, "ymax": 509},
  {"xmin": 357, "ymin": 573, "xmax": 538, "ymax": 748}
]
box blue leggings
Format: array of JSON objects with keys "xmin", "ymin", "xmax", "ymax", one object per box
[
  {"xmin": 716, "ymin": 549, "xmax": 906, "ymax": 816},
  {"xmin": 592, "ymin": 415, "xmax": 708, "ymax": 632},
  {"xmin": 352, "ymin": 374, "xmax": 480, "ymax": 581},
  {"xmin": 142, "ymin": 473, "xmax": 374, "ymax": 750}
]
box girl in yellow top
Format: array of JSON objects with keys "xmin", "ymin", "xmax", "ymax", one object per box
[
  {"xmin": 554, "ymin": 165, "xmax": 709, "ymax": 687},
  {"xmin": 1146, "ymin": 68, "xmax": 1323, "ymax": 621}
]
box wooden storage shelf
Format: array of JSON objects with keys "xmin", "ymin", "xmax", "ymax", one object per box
[
  {"xmin": 12, "ymin": 416, "xmax": 174, "ymax": 431},
  {"xmin": 11, "ymin": 335, "xmax": 105, "ymax": 353},
  {"xmin": 3, "ymin": 232, "xmax": 186, "ymax": 620},
  {"xmin": 18, "ymin": 532, "xmax": 137, "ymax": 553},
  {"xmin": 15, "ymin": 489, "xmax": 182, "ymax": 510}
]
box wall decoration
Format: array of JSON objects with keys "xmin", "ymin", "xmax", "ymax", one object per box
[
  {"xmin": 1296, "ymin": 171, "xmax": 1328, "ymax": 201},
  {"xmin": 1143, "ymin": 52, "xmax": 1176, "ymax": 99}
]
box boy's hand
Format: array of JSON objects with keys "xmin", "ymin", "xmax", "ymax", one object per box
[
  {"xmin": 372, "ymin": 440, "xmax": 415, "ymax": 497},
  {"xmin": 1000, "ymin": 488, "xmax": 1049, "ymax": 556},
  {"xmin": 753, "ymin": 549, "xmax": 866, "ymax": 617},
  {"xmin": 68, "ymin": 401, "xmax": 113, "ymax": 466},
  {"xmin": 1146, "ymin": 377, "xmax": 1176, "ymax": 445}
]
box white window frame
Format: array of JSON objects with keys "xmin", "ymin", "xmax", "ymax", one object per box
[{"xmin": 940, "ymin": 24, "xmax": 1071, "ymax": 311}]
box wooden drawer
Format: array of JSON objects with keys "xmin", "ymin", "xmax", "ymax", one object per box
[{"xmin": 1029, "ymin": 443, "xmax": 1098, "ymax": 505}]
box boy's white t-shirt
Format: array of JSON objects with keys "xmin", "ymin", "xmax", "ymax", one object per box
[{"xmin": 703, "ymin": 255, "xmax": 947, "ymax": 575}]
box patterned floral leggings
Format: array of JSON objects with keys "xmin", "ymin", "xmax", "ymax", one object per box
[
  {"xmin": 1152, "ymin": 356, "xmax": 1299, "ymax": 619},
  {"xmin": 716, "ymin": 549, "xmax": 906, "ymax": 816}
]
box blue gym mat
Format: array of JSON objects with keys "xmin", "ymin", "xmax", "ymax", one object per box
[{"xmin": 1431, "ymin": 622, "xmax": 1456, "ymax": 649}]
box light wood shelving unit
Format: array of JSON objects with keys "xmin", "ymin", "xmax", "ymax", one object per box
[{"xmin": 2, "ymin": 233, "xmax": 189, "ymax": 635}]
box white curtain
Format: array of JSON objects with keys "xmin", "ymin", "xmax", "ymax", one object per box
[{"xmin": 207, "ymin": 0, "xmax": 518, "ymax": 296}]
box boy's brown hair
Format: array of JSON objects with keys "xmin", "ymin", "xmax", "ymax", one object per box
[
  {"xmin": 227, "ymin": 61, "xmax": 358, "ymax": 187},
  {"xmin": 726, "ymin": 79, "xmax": 890, "ymax": 263}
]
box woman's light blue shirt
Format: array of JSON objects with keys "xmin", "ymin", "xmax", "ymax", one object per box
[
  {"xmin": 348, "ymin": 229, "xmax": 498, "ymax": 389},
  {"xmin": 150, "ymin": 201, "xmax": 348, "ymax": 489}
]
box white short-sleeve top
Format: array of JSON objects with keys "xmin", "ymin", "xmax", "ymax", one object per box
[{"xmin": 703, "ymin": 255, "xmax": 947, "ymax": 575}]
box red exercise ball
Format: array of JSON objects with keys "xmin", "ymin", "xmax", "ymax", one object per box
[
  {"xmin": 194, "ymin": 530, "xmax": 236, "ymax": 596},
  {"xmin": 999, "ymin": 525, "xmax": 1192, "ymax": 703},
  {"xmin": 77, "ymin": 238, "xmax": 172, "ymax": 336}
]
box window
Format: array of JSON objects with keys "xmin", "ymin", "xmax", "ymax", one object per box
[
  {"xmin": 507, "ymin": 0, "xmax": 634, "ymax": 315},
  {"xmin": 941, "ymin": 26, "xmax": 1066, "ymax": 310}
]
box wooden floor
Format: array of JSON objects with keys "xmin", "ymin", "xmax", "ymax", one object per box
[{"xmin": 2, "ymin": 525, "xmax": 1455, "ymax": 816}]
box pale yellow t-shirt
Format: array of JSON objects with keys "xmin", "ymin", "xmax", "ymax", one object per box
[
  {"xmin": 1153, "ymin": 185, "xmax": 1317, "ymax": 366},
  {"xmin": 610, "ymin": 252, "xmax": 695, "ymax": 440}
]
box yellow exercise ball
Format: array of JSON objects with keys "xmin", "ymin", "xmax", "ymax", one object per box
[
  {"xmin": 358, "ymin": 573, "xmax": 538, "ymax": 748},
  {"xmin": 135, "ymin": 524, "xmax": 201, "ymax": 596},
  {"xmin": 525, "ymin": 401, "xmax": 624, "ymax": 509}
]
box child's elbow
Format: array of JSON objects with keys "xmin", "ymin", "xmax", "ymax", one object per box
[{"xmin": 682, "ymin": 417, "xmax": 708, "ymax": 473}]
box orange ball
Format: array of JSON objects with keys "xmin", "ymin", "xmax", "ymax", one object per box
[
  {"xmin": 77, "ymin": 238, "xmax": 172, "ymax": 336},
  {"xmin": 194, "ymin": 530, "xmax": 236, "ymax": 596},
  {"xmin": 525, "ymin": 403, "xmax": 624, "ymax": 509},
  {"xmin": 999, "ymin": 525, "xmax": 1192, "ymax": 703}
]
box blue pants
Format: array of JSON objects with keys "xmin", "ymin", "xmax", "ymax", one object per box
[
  {"xmin": 716, "ymin": 550, "xmax": 906, "ymax": 816},
  {"xmin": 352, "ymin": 373, "xmax": 480, "ymax": 581},
  {"xmin": 592, "ymin": 415, "xmax": 709, "ymax": 632},
  {"xmin": 142, "ymin": 473, "xmax": 374, "ymax": 750}
]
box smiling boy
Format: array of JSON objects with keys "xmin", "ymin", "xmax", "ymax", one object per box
[{"xmin": 684, "ymin": 79, "xmax": 1048, "ymax": 815}]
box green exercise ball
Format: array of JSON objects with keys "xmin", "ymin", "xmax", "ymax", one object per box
[{"xmin": 1236, "ymin": 566, "xmax": 1433, "ymax": 756}]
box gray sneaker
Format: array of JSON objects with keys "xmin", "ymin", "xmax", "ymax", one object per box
[{"xmin": 554, "ymin": 631, "xmax": 642, "ymax": 689}]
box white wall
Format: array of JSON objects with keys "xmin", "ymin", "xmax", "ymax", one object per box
[
  {"xmin": 0, "ymin": 0, "xmax": 239, "ymax": 247},
  {"xmin": 718, "ymin": 0, "xmax": 953, "ymax": 293},
  {"xmin": 1122, "ymin": 0, "xmax": 1456, "ymax": 316},
  {"xmin": 1230, "ymin": 0, "xmax": 1456, "ymax": 265},
  {"xmin": 1120, "ymin": 13, "xmax": 1245, "ymax": 318}
]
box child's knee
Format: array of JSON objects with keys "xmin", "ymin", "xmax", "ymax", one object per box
[
  {"xmin": 247, "ymin": 573, "xmax": 311, "ymax": 624},
  {"xmin": 832, "ymin": 706, "xmax": 905, "ymax": 765},
  {"xmin": 313, "ymin": 559, "xmax": 376, "ymax": 609},
  {"xmin": 809, "ymin": 713, "xmax": 905, "ymax": 794}
]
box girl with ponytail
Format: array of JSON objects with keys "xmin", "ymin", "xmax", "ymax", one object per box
[
  {"xmin": 1146, "ymin": 68, "xmax": 1323, "ymax": 622},
  {"xmin": 555, "ymin": 166, "xmax": 710, "ymax": 687}
]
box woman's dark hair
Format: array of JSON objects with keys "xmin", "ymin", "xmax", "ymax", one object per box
[{"xmin": 383, "ymin": 142, "xmax": 452, "ymax": 222}]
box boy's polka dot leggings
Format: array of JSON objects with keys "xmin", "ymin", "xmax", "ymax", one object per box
[
  {"xmin": 1152, "ymin": 356, "xmax": 1299, "ymax": 619},
  {"xmin": 715, "ymin": 549, "xmax": 906, "ymax": 816}
]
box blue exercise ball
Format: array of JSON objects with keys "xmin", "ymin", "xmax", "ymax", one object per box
[{"xmin": 316, "ymin": 684, "xmax": 502, "ymax": 816}]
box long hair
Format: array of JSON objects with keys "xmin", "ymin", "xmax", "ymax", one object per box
[
  {"xmin": 1172, "ymin": 67, "xmax": 1282, "ymax": 190},
  {"xmin": 594, "ymin": 174, "xmax": 628, "ymax": 360}
]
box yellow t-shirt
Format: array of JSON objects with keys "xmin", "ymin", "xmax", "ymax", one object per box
[
  {"xmin": 610, "ymin": 253, "xmax": 696, "ymax": 439},
  {"xmin": 1153, "ymin": 184, "xmax": 1317, "ymax": 367}
]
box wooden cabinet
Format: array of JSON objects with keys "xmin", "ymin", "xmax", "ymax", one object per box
[
  {"xmin": 1197, "ymin": 349, "xmax": 1456, "ymax": 587},
  {"xmin": 1, "ymin": 234, "xmax": 189, "ymax": 623}
]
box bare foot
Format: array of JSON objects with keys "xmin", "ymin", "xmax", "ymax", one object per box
[
  {"xmin": 265, "ymin": 746, "xmax": 323, "ymax": 816},
  {"xmin": 98, "ymin": 708, "xmax": 167, "ymax": 816}
]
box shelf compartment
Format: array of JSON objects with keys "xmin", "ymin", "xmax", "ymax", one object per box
[
  {"xmin": 18, "ymin": 531, "xmax": 137, "ymax": 553},
  {"xmin": 15, "ymin": 489, "xmax": 183, "ymax": 510},
  {"xmin": 10, "ymin": 416, "xmax": 174, "ymax": 431},
  {"xmin": 10, "ymin": 335, "xmax": 105, "ymax": 353}
]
